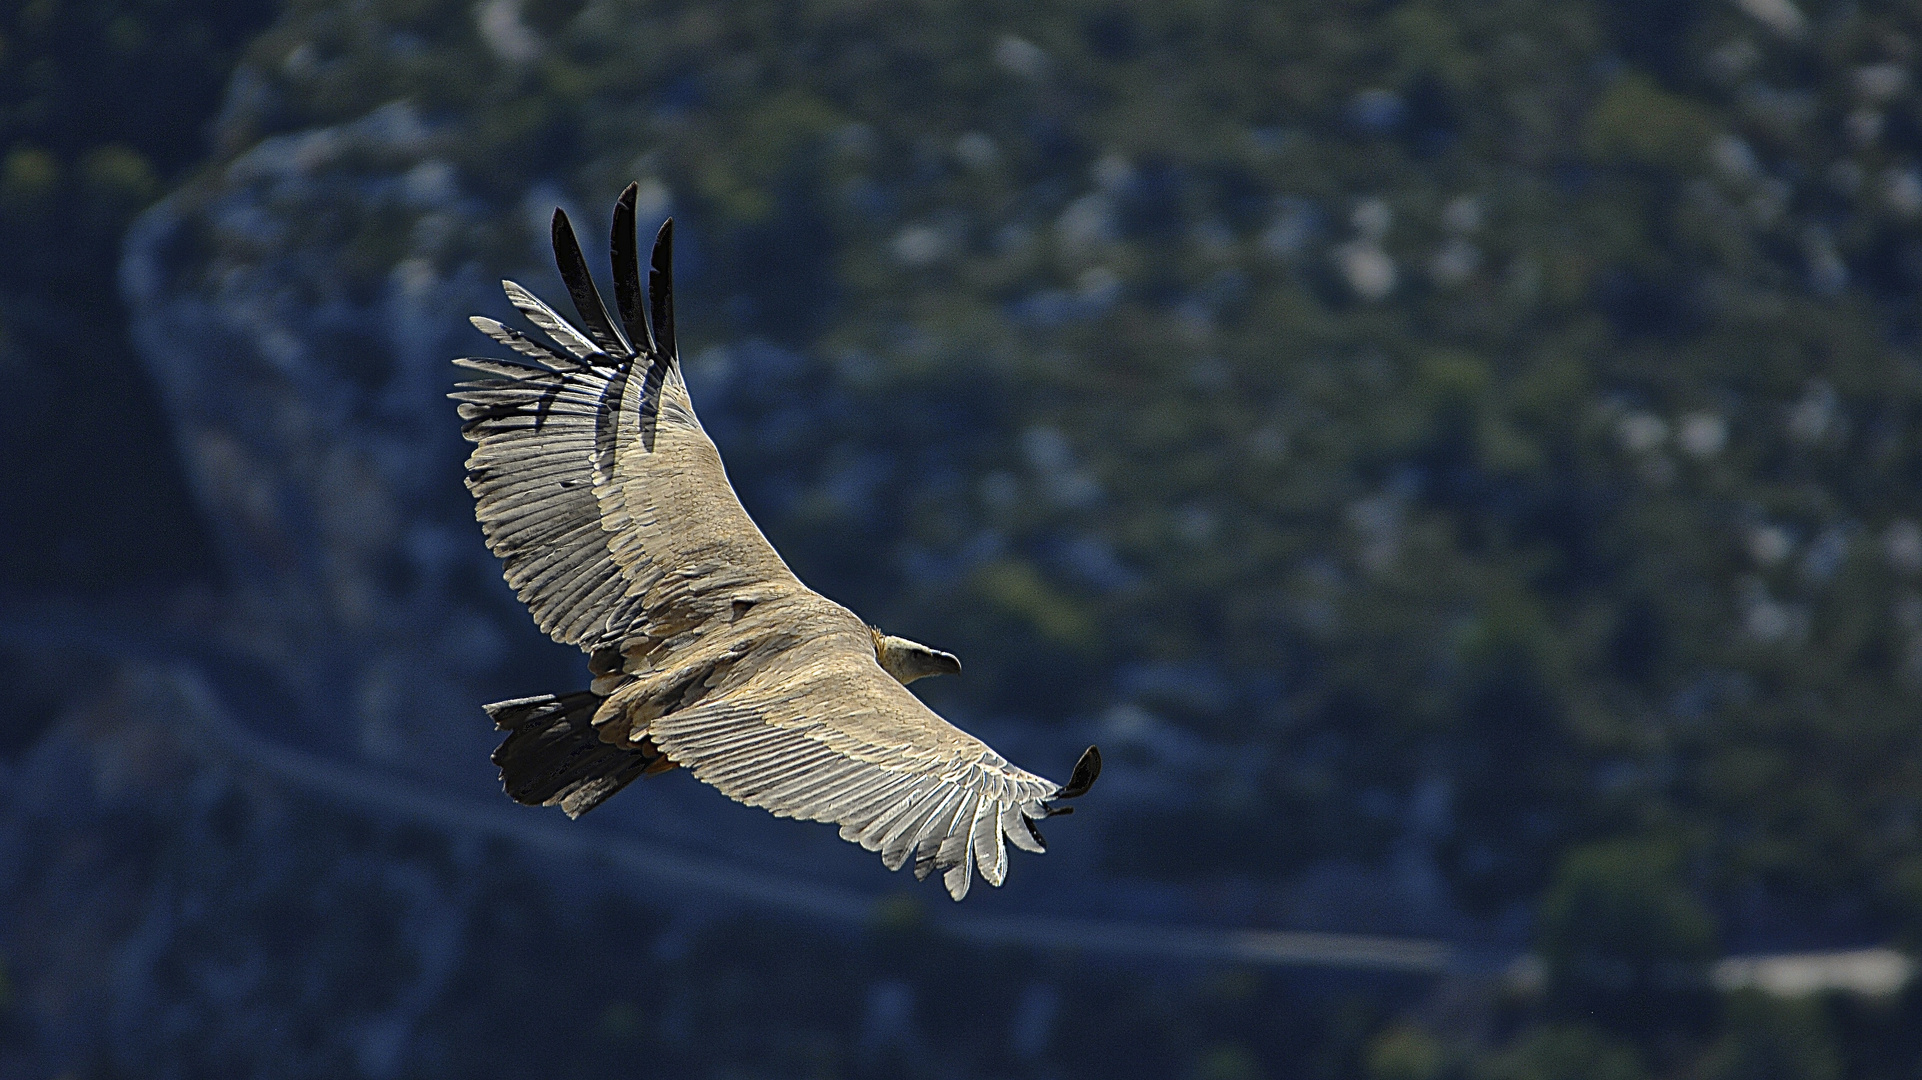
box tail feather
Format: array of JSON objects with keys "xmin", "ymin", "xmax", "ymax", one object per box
[{"xmin": 486, "ymin": 691, "xmax": 660, "ymax": 818}]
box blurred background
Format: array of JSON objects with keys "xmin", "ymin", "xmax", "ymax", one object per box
[{"xmin": 8, "ymin": 0, "xmax": 1922, "ymax": 1075}]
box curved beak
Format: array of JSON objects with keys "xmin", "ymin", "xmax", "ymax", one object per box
[
  {"xmin": 901, "ymin": 643, "xmax": 961, "ymax": 682},
  {"xmin": 879, "ymin": 635, "xmax": 963, "ymax": 684}
]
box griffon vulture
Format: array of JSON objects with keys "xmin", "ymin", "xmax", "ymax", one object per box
[{"xmin": 451, "ymin": 184, "xmax": 1100, "ymax": 900}]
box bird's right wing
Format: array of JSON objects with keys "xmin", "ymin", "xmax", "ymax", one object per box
[{"xmin": 642, "ymin": 609, "xmax": 1099, "ymax": 900}]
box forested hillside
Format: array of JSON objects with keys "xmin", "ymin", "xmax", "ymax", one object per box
[{"xmin": 7, "ymin": 0, "xmax": 1922, "ymax": 1076}]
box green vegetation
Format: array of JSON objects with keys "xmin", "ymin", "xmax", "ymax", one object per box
[
  {"xmin": 219, "ymin": 0, "xmax": 1922, "ymax": 926},
  {"xmin": 191, "ymin": 0, "xmax": 1922, "ymax": 1070},
  {"xmin": 19, "ymin": 0, "xmax": 1922, "ymax": 1074}
]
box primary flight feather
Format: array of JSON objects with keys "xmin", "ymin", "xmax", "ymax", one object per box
[{"xmin": 451, "ymin": 184, "xmax": 1099, "ymax": 900}]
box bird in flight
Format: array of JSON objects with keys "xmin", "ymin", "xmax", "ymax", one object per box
[{"xmin": 451, "ymin": 184, "xmax": 1099, "ymax": 900}]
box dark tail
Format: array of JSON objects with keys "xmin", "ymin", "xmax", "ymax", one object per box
[{"xmin": 486, "ymin": 692, "xmax": 662, "ymax": 818}]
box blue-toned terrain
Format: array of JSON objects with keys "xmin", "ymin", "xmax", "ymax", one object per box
[{"xmin": 7, "ymin": 0, "xmax": 1922, "ymax": 1076}]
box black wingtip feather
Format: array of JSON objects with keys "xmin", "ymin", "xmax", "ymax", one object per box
[
  {"xmin": 1023, "ymin": 815, "xmax": 1048, "ymax": 851},
  {"xmin": 551, "ymin": 207, "xmax": 630, "ymax": 357},
  {"xmin": 648, "ymin": 218, "xmax": 676, "ymax": 363},
  {"xmin": 611, "ymin": 183, "xmax": 653, "ymax": 356},
  {"xmin": 1059, "ymin": 745, "xmax": 1101, "ymax": 799}
]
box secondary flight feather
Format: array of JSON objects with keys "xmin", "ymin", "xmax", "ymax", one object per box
[{"xmin": 451, "ymin": 184, "xmax": 1100, "ymax": 900}]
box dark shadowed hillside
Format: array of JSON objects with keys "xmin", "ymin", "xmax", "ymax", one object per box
[{"xmin": 7, "ymin": 0, "xmax": 1922, "ymax": 1076}]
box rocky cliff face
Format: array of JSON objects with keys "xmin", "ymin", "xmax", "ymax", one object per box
[
  {"xmin": 123, "ymin": 101, "xmax": 543, "ymax": 772},
  {"xmin": 14, "ymin": 0, "xmax": 1922, "ymax": 1074}
]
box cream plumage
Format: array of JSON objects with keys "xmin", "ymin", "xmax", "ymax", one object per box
[{"xmin": 451, "ymin": 184, "xmax": 1099, "ymax": 900}]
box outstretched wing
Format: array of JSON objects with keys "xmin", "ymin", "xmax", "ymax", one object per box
[
  {"xmin": 452, "ymin": 186, "xmax": 801, "ymax": 651},
  {"xmin": 455, "ymin": 186, "xmax": 1101, "ymax": 899},
  {"xmin": 644, "ymin": 607, "xmax": 1099, "ymax": 900},
  {"xmin": 452, "ymin": 345, "xmax": 642, "ymax": 650}
]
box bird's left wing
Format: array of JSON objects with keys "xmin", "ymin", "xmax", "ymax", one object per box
[
  {"xmin": 451, "ymin": 188, "xmax": 654, "ymax": 650},
  {"xmin": 643, "ymin": 608, "xmax": 1099, "ymax": 900},
  {"xmin": 452, "ymin": 185, "xmax": 799, "ymax": 652}
]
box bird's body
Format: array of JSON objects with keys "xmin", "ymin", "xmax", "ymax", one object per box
[{"xmin": 451, "ymin": 185, "xmax": 1097, "ymax": 899}]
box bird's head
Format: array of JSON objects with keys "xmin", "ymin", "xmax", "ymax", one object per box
[{"xmin": 871, "ymin": 628, "xmax": 962, "ymax": 685}]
